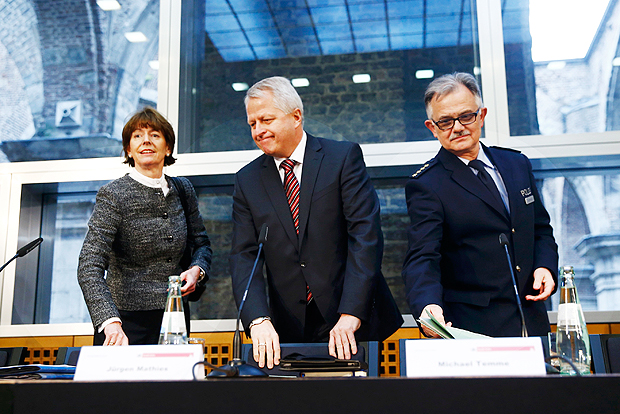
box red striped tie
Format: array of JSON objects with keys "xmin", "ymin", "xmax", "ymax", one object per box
[
  {"xmin": 280, "ymin": 159, "xmax": 312, "ymax": 303},
  {"xmin": 281, "ymin": 159, "xmax": 300, "ymax": 233}
]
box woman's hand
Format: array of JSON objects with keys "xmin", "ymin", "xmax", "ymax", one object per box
[
  {"xmin": 180, "ymin": 265, "xmax": 202, "ymax": 296},
  {"xmin": 103, "ymin": 322, "xmax": 129, "ymax": 346}
]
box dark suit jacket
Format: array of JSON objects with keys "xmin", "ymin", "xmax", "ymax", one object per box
[
  {"xmin": 402, "ymin": 144, "xmax": 558, "ymax": 337},
  {"xmin": 230, "ymin": 134, "xmax": 403, "ymax": 342}
]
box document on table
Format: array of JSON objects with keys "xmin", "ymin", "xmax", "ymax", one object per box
[{"xmin": 418, "ymin": 310, "xmax": 490, "ymax": 339}]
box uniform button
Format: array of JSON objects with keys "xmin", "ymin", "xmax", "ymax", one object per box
[
  {"xmin": 166, "ymin": 235, "xmax": 173, "ymax": 242},
  {"xmin": 300, "ymin": 262, "xmax": 306, "ymax": 268},
  {"xmin": 516, "ymin": 265, "xmax": 521, "ymax": 272},
  {"xmin": 511, "ymin": 228, "xmax": 515, "ymax": 233},
  {"xmin": 163, "ymin": 212, "xmax": 168, "ymax": 219},
  {"xmin": 166, "ymin": 258, "xmax": 173, "ymax": 263}
]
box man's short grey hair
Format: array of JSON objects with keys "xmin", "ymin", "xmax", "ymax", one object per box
[
  {"xmin": 245, "ymin": 76, "xmax": 304, "ymax": 124},
  {"xmin": 424, "ymin": 72, "xmax": 483, "ymax": 119}
]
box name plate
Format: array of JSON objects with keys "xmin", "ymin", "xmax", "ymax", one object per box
[
  {"xmin": 74, "ymin": 344, "xmax": 204, "ymax": 381},
  {"xmin": 403, "ymin": 337, "xmax": 546, "ymax": 377}
]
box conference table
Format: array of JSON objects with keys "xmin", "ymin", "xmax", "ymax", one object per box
[{"xmin": 1, "ymin": 375, "xmax": 619, "ymax": 413}]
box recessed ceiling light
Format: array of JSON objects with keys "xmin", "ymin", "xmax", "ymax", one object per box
[
  {"xmin": 124, "ymin": 32, "xmax": 148, "ymax": 43},
  {"xmin": 415, "ymin": 69, "xmax": 434, "ymax": 79},
  {"xmin": 352, "ymin": 74, "xmax": 371, "ymax": 84},
  {"xmin": 292, "ymin": 78, "xmax": 309, "ymax": 87},
  {"xmin": 148, "ymin": 60, "xmax": 159, "ymax": 70},
  {"xmin": 232, "ymin": 82, "xmax": 249, "ymax": 92},
  {"xmin": 96, "ymin": 0, "xmax": 121, "ymax": 11},
  {"xmin": 612, "ymin": 57, "xmax": 620, "ymax": 67},
  {"xmin": 473, "ymin": 66, "xmax": 481, "ymax": 75}
]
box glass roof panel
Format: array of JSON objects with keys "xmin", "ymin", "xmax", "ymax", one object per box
[
  {"xmin": 390, "ymin": 33, "xmax": 423, "ymax": 50},
  {"xmin": 227, "ymin": 0, "xmax": 269, "ymax": 13},
  {"xmin": 273, "ymin": 8, "xmax": 313, "ymax": 27},
  {"xmin": 352, "ymin": 22, "xmax": 387, "ymax": 38},
  {"xmin": 205, "ymin": 0, "xmax": 232, "ymax": 15},
  {"xmin": 205, "ymin": 0, "xmax": 478, "ymax": 61},
  {"xmin": 310, "ymin": 6, "xmax": 349, "ymax": 24},
  {"xmin": 426, "ymin": 13, "xmax": 461, "ymax": 32},
  {"xmin": 387, "ymin": 0, "xmax": 424, "ymax": 18},
  {"xmin": 389, "ymin": 18, "xmax": 424, "ymax": 35},
  {"xmin": 218, "ymin": 46, "xmax": 256, "ymax": 61},
  {"xmin": 355, "ymin": 36, "xmax": 389, "ymax": 52},
  {"xmin": 268, "ymin": 0, "xmax": 309, "ymax": 10},
  {"xmin": 245, "ymin": 28, "xmax": 282, "ymax": 45},
  {"xmin": 279, "ymin": 26, "xmax": 317, "ymax": 42},
  {"xmin": 237, "ymin": 12, "xmax": 276, "ymax": 30},
  {"xmin": 306, "ymin": 0, "xmax": 346, "ymax": 6},
  {"xmin": 426, "ymin": 31, "xmax": 459, "ymax": 48},
  {"xmin": 208, "ymin": 31, "xmax": 248, "ymax": 47},
  {"xmin": 287, "ymin": 42, "xmax": 321, "ymax": 56},
  {"xmin": 206, "ymin": 14, "xmax": 241, "ymax": 32},
  {"xmin": 316, "ymin": 23, "xmax": 352, "ymax": 40},
  {"xmin": 321, "ymin": 39, "xmax": 356, "ymax": 54},
  {"xmin": 348, "ymin": 3, "xmax": 385, "ymax": 22},
  {"xmin": 254, "ymin": 45, "xmax": 288, "ymax": 59},
  {"xmin": 427, "ymin": 0, "xmax": 462, "ymax": 15}
]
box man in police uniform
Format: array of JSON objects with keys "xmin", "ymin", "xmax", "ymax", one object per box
[{"xmin": 402, "ymin": 72, "xmax": 558, "ymax": 337}]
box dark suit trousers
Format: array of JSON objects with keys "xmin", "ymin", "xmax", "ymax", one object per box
[{"xmin": 304, "ymin": 300, "xmax": 330, "ymax": 342}]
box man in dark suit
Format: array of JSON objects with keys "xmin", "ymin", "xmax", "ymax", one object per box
[
  {"xmin": 230, "ymin": 76, "xmax": 402, "ymax": 369},
  {"xmin": 402, "ymin": 72, "xmax": 558, "ymax": 338}
]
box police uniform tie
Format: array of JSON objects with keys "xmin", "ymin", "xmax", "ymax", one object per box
[{"xmin": 469, "ymin": 159, "xmax": 507, "ymax": 214}]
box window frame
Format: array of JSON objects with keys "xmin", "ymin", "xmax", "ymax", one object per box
[{"xmin": 1, "ymin": 0, "xmax": 620, "ymax": 337}]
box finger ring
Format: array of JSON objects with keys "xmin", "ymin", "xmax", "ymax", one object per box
[
  {"xmin": 258, "ymin": 343, "xmax": 266, "ymax": 346},
  {"xmin": 109, "ymin": 342, "xmax": 115, "ymax": 345}
]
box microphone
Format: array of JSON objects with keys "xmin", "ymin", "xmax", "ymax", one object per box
[
  {"xmin": 0, "ymin": 237, "xmax": 44, "ymax": 273},
  {"xmin": 499, "ymin": 233, "xmax": 528, "ymax": 337},
  {"xmin": 208, "ymin": 224, "xmax": 268, "ymax": 378},
  {"xmin": 17, "ymin": 237, "xmax": 43, "ymax": 257}
]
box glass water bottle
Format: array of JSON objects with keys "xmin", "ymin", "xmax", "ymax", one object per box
[
  {"xmin": 556, "ymin": 266, "xmax": 591, "ymax": 375},
  {"xmin": 158, "ymin": 275, "xmax": 188, "ymax": 345}
]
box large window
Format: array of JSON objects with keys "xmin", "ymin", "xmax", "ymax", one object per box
[
  {"xmin": 0, "ymin": 0, "xmax": 160, "ymax": 163},
  {"xmin": 3, "ymin": 0, "xmax": 620, "ymax": 334},
  {"xmin": 13, "ymin": 159, "xmax": 618, "ymax": 325},
  {"xmin": 177, "ymin": 0, "xmax": 481, "ymax": 153},
  {"xmin": 504, "ymin": 0, "xmax": 620, "ymax": 136}
]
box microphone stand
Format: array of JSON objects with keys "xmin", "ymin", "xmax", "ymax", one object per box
[
  {"xmin": 208, "ymin": 225, "xmax": 268, "ymax": 378},
  {"xmin": 0, "ymin": 238, "xmax": 43, "ymax": 273},
  {"xmin": 499, "ymin": 233, "xmax": 528, "ymax": 337}
]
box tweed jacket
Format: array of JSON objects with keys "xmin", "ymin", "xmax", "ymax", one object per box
[{"xmin": 78, "ymin": 174, "xmax": 212, "ymax": 330}]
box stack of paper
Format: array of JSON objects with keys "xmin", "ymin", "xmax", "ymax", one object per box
[{"xmin": 418, "ymin": 311, "xmax": 491, "ymax": 339}]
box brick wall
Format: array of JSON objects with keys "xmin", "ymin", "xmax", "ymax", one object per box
[{"xmin": 194, "ymin": 38, "xmax": 493, "ymax": 153}]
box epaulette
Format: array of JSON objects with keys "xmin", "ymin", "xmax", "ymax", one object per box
[
  {"xmin": 490, "ymin": 146, "xmax": 521, "ymax": 154},
  {"xmin": 411, "ymin": 158, "xmax": 437, "ymax": 178}
]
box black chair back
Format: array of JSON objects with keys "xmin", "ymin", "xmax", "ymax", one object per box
[
  {"xmin": 0, "ymin": 347, "xmax": 27, "ymax": 366},
  {"xmin": 55, "ymin": 347, "xmax": 82, "ymax": 366},
  {"xmin": 590, "ymin": 334, "xmax": 620, "ymax": 373}
]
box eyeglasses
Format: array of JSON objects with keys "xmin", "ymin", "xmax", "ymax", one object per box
[{"xmin": 432, "ymin": 109, "xmax": 481, "ymax": 131}]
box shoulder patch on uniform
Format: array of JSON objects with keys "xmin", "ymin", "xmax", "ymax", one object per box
[
  {"xmin": 411, "ymin": 158, "xmax": 437, "ymax": 178},
  {"xmin": 490, "ymin": 146, "xmax": 521, "ymax": 154}
]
